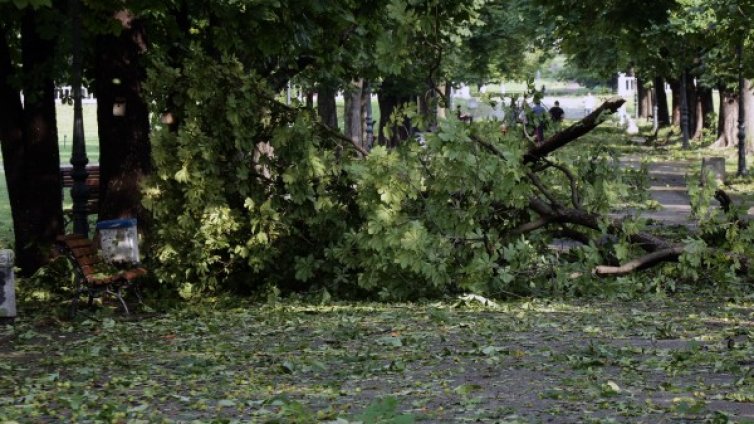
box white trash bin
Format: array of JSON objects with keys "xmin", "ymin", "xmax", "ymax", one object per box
[
  {"xmin": 0, "ymin": 249, "xmax": 16, "ymax": 320},
  {"xmin": 96, "ymin": 219, "xmax": 139, "ymax": 264}
]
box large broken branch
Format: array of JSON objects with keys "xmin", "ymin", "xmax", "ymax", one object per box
[
  {"xmin": 527, "ymin": 197, "xmax": 674, "ymax": 253},
  {"xmin": 594, "ymin": 246, "xmax": 685, "ymax": 277},
  {"xmin": 541, "ymin": 158, "xmax": 581, "ymax": 208},
  {"xmin": 524, "ymin": 97, "xmax": 626, "ymax": 164}
]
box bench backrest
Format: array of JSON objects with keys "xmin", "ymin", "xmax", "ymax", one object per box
[
  {"xmin": 60, "ymin": 165, "xmax": 100, "ymax": 188},
  {"xmin": 60, "ymin": 165, "xmax": 100, "ymax": 215},
  {"xmin": 55, "ymin": 234, "xmax": 104, "ymax": 280}
]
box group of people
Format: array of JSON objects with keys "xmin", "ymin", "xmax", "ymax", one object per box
[
  {"xmin": 461, "ymin": 92, "xmax": 600, "ymax": 145},
  {"xmin": 526, "ymin": 98, "xmax": 564, "ymax": 144}
]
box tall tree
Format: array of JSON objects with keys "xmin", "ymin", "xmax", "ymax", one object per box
[
  {"xmin": 0, "ymin": 5, "xmax": 63, "ymax": 275},
  {"xmin": 93, "ymin": 9, "xmax": 152, "ymax": 224}
]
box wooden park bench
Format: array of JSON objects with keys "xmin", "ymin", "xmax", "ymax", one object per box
[
  {"xmin": 54, "ymin": 234, "xmax": 146, "ymax": 315},
  {"xmin": 60, "ymin": 164, "xmax": 100, "ymax": 221}
]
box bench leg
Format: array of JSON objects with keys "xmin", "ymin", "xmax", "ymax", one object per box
[
  {"xmin": 107, "ymin": 286, "xmax": 130, "ymax": 315},
  {"xmin": 133, "ymin": 283, "xmax": 144, "ymax": 305},
  {"xmin": 69, "ymin": 294, "xmax": 80, "ymax": 318}
]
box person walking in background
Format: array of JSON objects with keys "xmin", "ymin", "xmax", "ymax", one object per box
[
  {"xmin": 584, "ymin": 92, "xmax": 596, "ymax": 116},
  {"xmin": 549, "ymin": 100, "xmax": 564, "ymax": 124},
  {"xmin": 531, "ymin": 97, "xmax": 547, "ymax": 144}
]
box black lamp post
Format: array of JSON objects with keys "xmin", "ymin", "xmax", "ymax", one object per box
[
  {"xmin": 69, "ymin": 0, "xmax": 90, "ymax": 237},
  {"xmin": 365, "ymin": 82, "xmax": 374, "ymax": 150},
  {"xmin": 680, "ymin": 68, "xmax": 690, "ymax": 149},
  {"xmin": 738, "ymin": 41, "xmax": 748, "ymax": 177}
]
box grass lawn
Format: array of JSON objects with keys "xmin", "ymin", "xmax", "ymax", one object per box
[{"xmin": 2, "ymin": 295, "xmax": 754, "ymax": 422}]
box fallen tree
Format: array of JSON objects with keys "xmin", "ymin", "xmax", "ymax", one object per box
[{"xmin": 147, "ymin": 69, "xmax": 748, "ymax": 299}]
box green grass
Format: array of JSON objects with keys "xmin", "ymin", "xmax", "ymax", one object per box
[
  {"xmin": 0, "ymin": 180, "xmax": 11, "ymax": 249},
  {"xmin": 55, "ymin": 103, "xmax": 100, "ymax": 165}
]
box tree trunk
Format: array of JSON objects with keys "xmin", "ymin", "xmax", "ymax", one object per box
[
  {"xmin": 637, "ymin": 78, "xmax": 651, "ymax": 119},
  {"xmin": 0, "ymin": 25, "xmax": 27, "ymax": 253},
  {"xmin": 360, "ymin": 82, "xmax": 370, "ymax": 146},
  {"xmin": 377, "ymin": 76, "xmax": 416, "ymax": 148},
  {"xmin": 654, "ymin": 77, "xmax": 670, "ymax": 127},
  {"xmin": 94, "ymin": 11, "xmax": 152, "ymax": 226},
  {"xmin": 745, "ymin": 79, "xmax": 754, "ymax": 152},
  {"xmin": 692, "ymin": 90, "xmax": 704, "ymax": 140},
  {"xmin": 692, "ymin": 86, "xmax": 714, "ymax": 140},
  {"xmin": 0, "ymin": 11, "xmax": 64, "ymax": 275},
  {"xmin": 670, "ymin": 79, "xmax": 681, "ymax": 126},
  {"xmin": 438, "ymin": 81, "xmax": 452, "ymax": 118},
  {"xmin": 685, "ymin": 76, "xmax": 698, "ymax": 138},
  {"xmin": 701, "ymin": 87, "xmax": 714, "ymax": 129},
  {"xmin": 377, "ymin": 93, "xmax": 412, "ymax": 148},
  {"xmin": 343, "ymin": 79, "xmax": 363, "ymax": 151},
  {"xmin": 317, "ymin": 84, "xmax": 338, "ymax": 130},
  {"xmin": 714, "ymin": 88, "xmax": 738, "ymax": 148}
]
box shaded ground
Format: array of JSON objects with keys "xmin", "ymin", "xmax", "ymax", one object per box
[{"xmin": 3, "ymin": 297, "xmax": 754, "ymax": 423}]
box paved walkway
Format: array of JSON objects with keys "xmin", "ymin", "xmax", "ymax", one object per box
[{"xmin": 620, "ymin": 158, "xmax": 697, "ymax": 226}]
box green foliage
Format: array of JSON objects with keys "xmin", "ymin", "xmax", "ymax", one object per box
[
  {"xmin": 145, "ymin": 50, "xmax": 355, "ymax": 294},
  {"xmin": 680, "ymin": 169, "xmax": 754, "ymax": 286},
  {"xmin": 355, "ymin": 397, "xmax": 415, "ymax": 424},
  {"xmin": 146, "ymin": 54, "xmax": 648, "ymax": 298},
  {"xmin": 336, "ymin": 120, "xmax": 533, "ymax": 298},
  {"xmin": 136, "ymin": 0, "xmax": 752, "ymax": 300}
]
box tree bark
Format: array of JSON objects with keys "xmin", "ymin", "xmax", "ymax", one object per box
[
  {"xmin": 360, "ymin": 82, "xmax": 369, "ymax": 144},
  {"xmin": 637, "ymin": 78, "xmax": 651, "ymax": 119},
  {"xmin": 701, "ymin": 86, "xmax": 714, "ymax": 129},
  {"xmin": 715, "ymin": 88, "xmax": 739, "ymax": 148},
  {"xmin": 94, "ymin": 11, "xmax": 152, "ymax": 226},
  {"xmin": 343, "ymin": 79, "xmax": 363, "ymax": 151},
  {"xmin": 692, "ymin": 90, "xmax": 703, "ymax": 140},
  {"xmin": 0, "ymin": 11, "xmax": 64, "ymax": 275},
  {"xmin": 317, "ymin": 84, "xmax": 338, "ymax": 130},
  {"xmin": 654, "ymin": 77, "xmax": 670, "ymax": 127},
  {"xmin": 594, "ymin": 247, "xmax": 685, "ymax": 277},
  {"xmin": 745, "ymin": 79, "xmax": 754, "ymax": 152},
  {"xmin": 377, "ymin": 77, "xmax": 414, "ymax": 148},
  {"xmin": 685, "ymin": 76, "xmax": 698, "ymax": 138},
  {"xmin": 670, "ymin": 79, "xmax": 681, "ymax": 126},
  {"xmin": 0, "ymin": 25, "xmax": 27, "ymax": 252}
]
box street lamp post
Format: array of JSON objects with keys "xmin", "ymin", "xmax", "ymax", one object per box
[
  {"xmin": 680, "ymin": 68, "xmax": 690, "ymax": 149},
  {"xmin": 364, "ymin": 82, "xmax": 374, "ymax": 150},
  {"xmin": 738, "ymin": 41, "xmax": 748, "ymax": 177},
  {"xmin": 69, "ymin": 0, "xmax": 90, "ymax": 237}
]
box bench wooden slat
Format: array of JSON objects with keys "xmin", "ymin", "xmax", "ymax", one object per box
[
  {"xmin": 80, "ymin": 264, "xmax": 98, "ymax": 276},
  {"xmin": 60, "ymin": 165, "xmax": 101, "ymax": 219},
  {"xmin": 86, "ymin": 275, "xmax": 114, "ymax": 286},
  {"xmin": 61, "ymin": 238, "xmax": 92, "ymax": 249},
  {"xmin": 76, "ymin": 256, "xmax": 101, "ymax": 267}
]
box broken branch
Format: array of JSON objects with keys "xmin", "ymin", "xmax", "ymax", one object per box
[
  {"xmin": 524, "ymin": 97, "xmax": 626, "ymax": 164},
  {"xmin": 594, "ymin": 246, "xmax": 685, "ymax": 277}
]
